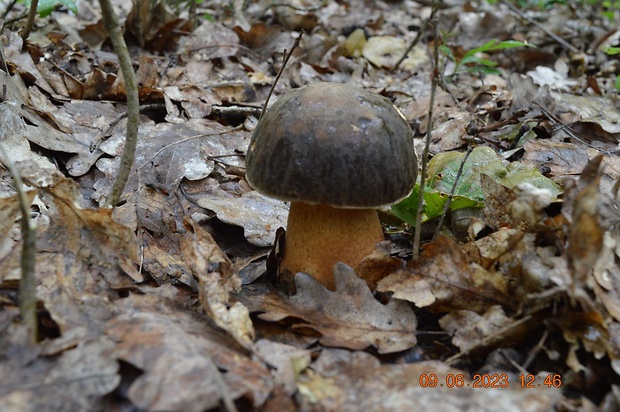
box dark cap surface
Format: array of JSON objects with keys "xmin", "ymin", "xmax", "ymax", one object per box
[{"xmin": 245, "ymin": 82, "xmax": 417, "ymax": 207}]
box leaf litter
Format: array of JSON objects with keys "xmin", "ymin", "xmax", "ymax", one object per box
[{"xmin": 1, "ymin": 0, "xmax": 620, "ymax": 410}]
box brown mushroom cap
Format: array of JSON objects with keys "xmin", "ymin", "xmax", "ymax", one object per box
[{"xmin": 245, "ymin": 82, "xmax": 417, "ymax": 208}]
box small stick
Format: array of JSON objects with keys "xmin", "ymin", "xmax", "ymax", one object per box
[
  {"xmin": 412, "ymin": 8, "xmax": 439, "ymax": 259},
  {"xmin": 100, "ymin": 0, "xmax": 140, "ymax": 206},
  {"xmin": 433, "ymin": 146, "xmax": 473, "ymax": 241},
  {"xmin": 535, "ymin": 102, "xmax": 613, "ymax": 153},
  {"xmin": 393, "ymin": 7, "xmax": 437, "ymax": 72},
  {"xmin": 267, "ymin": 0, "xmax": 327, "ymax": 13},
  {"xmin": 20, "ymin": 0, "xmax": 38, "ymax": 48},
  {"xmin": 500, "ymin": 0, "xmax": 579, "ymax": 54},
  {"xmin": 259, "ymin": 30, "xmax": 303, "ymax": 120},
  {"xmin": 0, "ymin": 146, "xmax": 37, "ymax": 343},
  {"xmin": 1, "ymin": 1, "xmax": 19, "ymax": 20}
]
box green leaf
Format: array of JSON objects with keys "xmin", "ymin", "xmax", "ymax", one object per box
[
  {"xmin": 453, "ymin": 39, "xmax": 535, "ymax": 74},
  {"xmin": 463, "ymin": 39, "xmax": 533, "ymax": 60},
  {"xmin": 23, "ymin": 0, "xmax": 77, "ymax": 17},
  {"xmin": 391, "ymin": 186, "xmax": 482, "ymax": 226},
  {"xmin": 439, "ymin": 44, "xmax": 455, "ymax": 62},
  {"xmin": 392, "ymin": 146, "xmax": 562, "ymax": 226},
  {"xmin": 606, "ymin": 47, "xmax": 620, "ymax": 56}
]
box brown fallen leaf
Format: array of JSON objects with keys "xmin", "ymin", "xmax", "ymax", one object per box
[
  {"xmin": 551, "ymin": 310, "xmax": 620, "ymax": 374},
  {"xmin": 181, "ymin": 217, "xmax": 255, "ymax": 350},
  {"xmin": 13, "ymin": 173, "xmax": 140, "ymax": 336},
  {"xmin": 377, "ymin": 235, "xmax": 510, "ymax": 313},
  {"xmin": 593, "ymin": 231, "xmax": 620, "ymax": 322},
  {"xmin": 439, "ymin": 306, "xmax": 541, "ymax": 359},
  {"xmin": 240, "ymin": 263, "xmax": 417, "ymax": 354},
  {"xmin": 0, "ymin": 318, "xmax": 120, "ymax": 411},
  {"xmin": 255, "ymin": 339, "xmax": 311, "ymax": 396},
  {"xmin": 106, "ymin": 293, "xmax": 272, "ymax": 411}
]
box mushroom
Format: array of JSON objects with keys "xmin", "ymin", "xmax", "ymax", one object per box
[{"xmin": 245, "ymin": 82, "xmax": 417, "ymax": 290}]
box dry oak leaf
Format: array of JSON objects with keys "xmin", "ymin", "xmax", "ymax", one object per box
[
  {"xmin": 250, "ymin": 263, "xmax": 417, "ymax": 354},
  {"xmin": 24, "ymin": 174, "xmax": 141, "ymax": 335},
  {"xmin": 566, "ymin": 162, "xmax": 605, "ymax": 284},
  {"xmin": 593, "ymin": 231, "xmax": 620, "ymax": 322},
  {"xmin": 0, "ymin": 316, "xmax": 119, "ymax": 412},
  {"xmin": 181, "ymin": 218, "xmax": 255, "ymax": 350},
  {"xmin": 377, "ymin": 235, "xmax": 509, "ymax": 313},
  {"xmin": 437, "ymin": 305, "xmax": 539, "ymax": 356},
  {"xmin": 105, "ymin": 293, "xmax": 271, "ymax": 411}
]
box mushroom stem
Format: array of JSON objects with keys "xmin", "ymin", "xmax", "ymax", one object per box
[{"xmin": 281, "ymin": 202, "xmax": 384, "ymax": 291}]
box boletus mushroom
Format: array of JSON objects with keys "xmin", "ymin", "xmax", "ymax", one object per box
[{"xmin": 245, "ymin": 82, "xmax": 417, "ymax": 290}]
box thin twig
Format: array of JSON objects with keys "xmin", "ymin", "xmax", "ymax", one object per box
[
  {"xmin": 500, "ymin": 0, "xmax": 580, "ymax": 54},
  {"xmin": 534, "ymin": 103, "xmax": 615, "ymax": 154},
  {"xmin": 188, "ymin": 0, "xmax": 197, "ymax": 28},
  {"xmin": 392, "ymin": 7, "xmax": 437, "ymax": 72},
  {"xmin": 0, "ymin": 145, "xmax": 37, "ymax": 343},
  {"xmin": 445, "ymin": 315, "xmax": 533, "ymax": 365},
  {"xmin": 433, "ymin": 146, "xmax": 473, "ymax": 241},
  {"xmin": 259, "ymin": 30, "xmax": 303, "ymax": 120},
  {"xmin": 412, "ymin": 8, "xmax": 440, "ymax": 259},
  {"xmin": 190, "ymin": 42, "xmax": 261, "ymax": 58},
  {"xmin": 0, "ymin": 21, "xmax": 10, "ymax": 75},
  {"xmin": 128, "ymin": 127, "xmax": 241, "ymax": 182},
  {"xmin": 100, "ymin": 0, "xmax": 140, "ymax": 207},
  {"xmin": 267, "ymin": 0, "xmax": 327, "ymax": 12},
  {"xmin": 1, "ymin": 0, "xmax": 19, "ymax": 20},
  {"xmin": 20, "ymin": 0, "xmax": 38, "ymax": 47},
  {"xmin": 521, "ymin": 330, "xmax": 548, "ymax": 371}
]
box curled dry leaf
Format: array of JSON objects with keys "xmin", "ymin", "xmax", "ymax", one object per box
[
  {"xmin": 242, "ymin": 263, "xmax": 417, "ymax": 354},
  {"xmin": 593, "ymin": 231, "xmax": 620, "ymax": 322},
  {"xmin": 377, "ymin": 235, "xmax": 510, "ymax": 313},
  {"xmin": 106, "ymin": 293, "xmax": 271, "ymax": 411},
  {"xmin": 255, "ymin": 339, "xmax": 311, "ymax": 396},
  {"xmin": 439, "ymin": 306, "xmax": 539, "ymax": 357},
  {"xmin": 197, "ymin": 183, "xmax": 288, "ymax": 247},
  {"xmin": 355, "ymin": 241, "xmax": 406, "ymax": 291},
  {"xmin": 16, "ymin": 173, "xmax": 141, "ymax": 335},
  {"xmin": 0, "ymin": 328, "xmax": 120, "ymax": 411},
  {"xmin": 181, "ymin": 218, "xmax": 255, "ymax": 350},
  {"xmin": 567, "ymin": 163, "xmax": 605, "ymax": 284}
]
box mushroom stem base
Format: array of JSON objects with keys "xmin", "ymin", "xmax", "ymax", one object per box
[{"xmin": 280, "ymin": 202, "xmax": 384, "ymax": 291}]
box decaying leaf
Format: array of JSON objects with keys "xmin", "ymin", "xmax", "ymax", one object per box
[
  {"xmin": 566, "ymin": 161, "xmax": 605, "ymax": 284},
  {"xmin": 439, "ymin": 306, "xmax": 540, "ymax": 357},
  {"xmin": 106, "ymin": 293, "xmax": 271, "ymax": 411},
  {"xmin": 242, "ymin": 263, "xmax": 417, "ymax": 354},
  {"xmin": 197, "ymin": 180, "xmax": 288, "ymax": 247},
  {"xmin": 181, "ymin": 218, "xmax": 255, "ymax": 349},
  {"xmin": 23, "ymin": 173, "xmax": 141, "ymax": 335},
  {"xmin": 0, "ymin": 320, "xmax": 120, "ymax": 411},
  {"xmin": 593, "ymin": 231, "xmax": 620, "ymax": 322},
  {"xmin": 378, "ymin": 235, "xmax": 510, "ymax": 313},
  {"xmin": 552, "ymin": 310, "xmax": 620, "ymax": 374},
  {"xmin": 255, "ymin": 339, "xmax": 311, "ymax": 396}
]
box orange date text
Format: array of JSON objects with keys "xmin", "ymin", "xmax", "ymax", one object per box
[{"xmin": 418, "ymin": 373, "xmax": 509, "ymax": 389}]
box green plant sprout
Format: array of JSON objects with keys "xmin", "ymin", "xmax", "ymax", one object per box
[
  {"xmin": 604, "ymin": 47, "xmax": 620, "ymax": 92},
  {"xmin": 21, "ymin": 0, "xmax": 77, "ymax": 17},
  {"xmin": 441, "ymin": 38, "xmax": 535, "ymax": 77}
]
